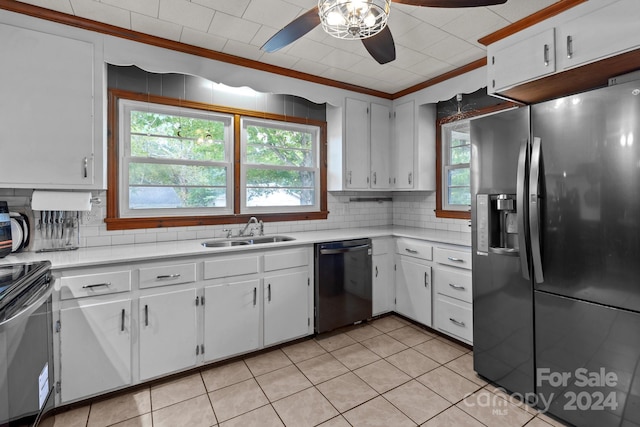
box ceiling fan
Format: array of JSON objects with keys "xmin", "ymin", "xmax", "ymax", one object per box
[{"xmin": 261, "ymin": 0, "xmax": 508, "ymax": 65}]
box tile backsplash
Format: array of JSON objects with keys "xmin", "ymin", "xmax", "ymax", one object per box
[{"xmin": 0, "ymin": 189, "xmax": 469, "ymax": 250}]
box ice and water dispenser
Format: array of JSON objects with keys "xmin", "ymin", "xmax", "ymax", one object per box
[{"xmin": 476, "ymin": 193, "xmax": 519, "ymax": 255}]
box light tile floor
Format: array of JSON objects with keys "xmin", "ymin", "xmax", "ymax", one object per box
[{"xmin": 47, "ymin": 315, "xmax": 570, "ymax": 427}]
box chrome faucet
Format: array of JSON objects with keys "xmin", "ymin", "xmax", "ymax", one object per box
[{"xmin": 239, "ymin": 216, "xmax": 260, "ymax": 236}]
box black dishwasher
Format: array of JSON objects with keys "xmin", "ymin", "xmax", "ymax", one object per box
[{"xmin": 314, "ymin": 239, "xmax": 372, "ymax": 333}]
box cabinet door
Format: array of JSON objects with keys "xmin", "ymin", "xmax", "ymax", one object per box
[
  {"xmin": 0, "ymin": 23, "xmax": 95, "ymax": 188},
  {"xmin": 139, "ymin": 288, "xmax": 198, "ymax": 380},
  {"xmin": 264, "ymin": 271, "xmax": 309, "ymax": 346},
  {"xmin": 372, "ymin": 253, "xmax": 393, "ymax": 316},
  {"xmin": 488, "ymin": 28, "xmax": 556, "ymax": 93},
  {"xmin": 370, "ymin": 103, "xmax": 391, "ymax": 189},
  {"xmin": 60, "ymin": 300, "xmax": 131, "ymax": 403},
  {"xmin": 395, "ymin": 257, "xmax": 432, "ymax": 326},
  {"xmin": 203, "ymin": 279, "xmax": 260, "ymax": 361},
  {"xmin": 393, "ymin": 101, "xmax": 415, "ymax": 189},
  {"xmin": 558, "ymin": 0, "xmax": 640, "ymax": 70},
  {"xmin": 345, "ymin": 98, "xmax": 370, "ymax": 189}
]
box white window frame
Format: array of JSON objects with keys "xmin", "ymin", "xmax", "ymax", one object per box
[
  {"xmin": 442, "ymin": 119, "xmax": 471, "ymax": 212},
  {"xmin": 119, "ymin": 99, "xmax": 234, "ymax": 218},
  {"xmin": 240, "ymin": 117, "xmax": 321, "ymax": 214}
]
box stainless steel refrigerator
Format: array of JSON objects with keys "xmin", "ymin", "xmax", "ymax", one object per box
[{"xmin": 471, "ymin": 79, "xmax": 640, "ymax": 427}]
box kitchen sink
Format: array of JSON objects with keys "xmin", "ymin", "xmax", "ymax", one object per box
[{"xmin": 201, "ymin": 235, "xmax": 295, "ymax": 248}]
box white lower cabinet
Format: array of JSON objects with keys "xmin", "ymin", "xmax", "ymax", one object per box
[
  {"xmin": 432, "ymin": 246, "xmax": 473, "ymax": 344},
  {"xmin": 264, "ymin": 270, "xmax": 309, "ymax": 346},
  {"xmin": 372, "ymin": 238, "xmax": 394, "ymax": 316},
  {"xmin": 139, "ymin": 288, "xmax": 198, "ymax": 380},
  {"xmin": 203, "ymin": 279, "xmax": 260, "ymax": 362},
  {"xmin": 395, "ymin": 256, "xmax": 432, "ymax": 327},
  {"xmin": 59, "ymin": 299, "xmax": 131, "ymax": 403}
]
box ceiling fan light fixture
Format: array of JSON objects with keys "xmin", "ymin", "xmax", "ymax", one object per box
[{"xmin": 319, "ymin": 0, "xmax": 391, "ymax": 40}]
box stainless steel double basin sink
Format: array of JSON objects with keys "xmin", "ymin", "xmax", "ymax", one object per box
[{"xmin": 202, "ymin": 235, "xmax": 295, "ymax": 248}]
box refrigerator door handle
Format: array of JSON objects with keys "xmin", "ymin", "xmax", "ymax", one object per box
[
  {"xmin": 529, "ymin": 136, "xmax": 544, "ymax": 283},
  {"xmin": 516, "ymin": 137, "xmax": 530, "ymax": 280}
]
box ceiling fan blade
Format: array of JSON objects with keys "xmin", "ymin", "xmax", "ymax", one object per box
[
  {"xmin": 361, "ymin": 26, "xmax": 396, "ymax": 64},
  {"xmin": 393, "ymin": 0, "xmax": 507, "ymax": 7},
  {"xmin": 261, "ymin": 6, "xmax": 321, "ymax": 52}
]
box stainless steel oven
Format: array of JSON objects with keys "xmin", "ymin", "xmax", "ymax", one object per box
[{"xmin": 0, "ymin": 261, "xmax": 54, "ymax": 427}]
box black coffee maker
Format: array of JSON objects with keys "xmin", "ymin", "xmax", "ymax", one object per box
[{"xmin": 0, "ymin": 201, "xmax": 11, "ymax": 258}]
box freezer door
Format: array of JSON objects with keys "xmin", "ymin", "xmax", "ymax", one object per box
[
  {"xmin": 536, "ymin": 291, "xmax": 640, "ymax": 426},
  {"xmin": 531, "ymin": 81, "xmax": 640, "ymax": 312},
  {"xmin": 471, "ymin": 107, "xmax": 536, "ymax": 396}
]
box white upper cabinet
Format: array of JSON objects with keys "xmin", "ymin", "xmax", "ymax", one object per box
[
  {"xmin": 343, "ymin": 98, "xmax": 391, "ymax": 190},
  {"xmin": 487, "ymin": 0, "xmax": 640, "ymax": 96},
  {"xmin": 557, "ymin": 0, "xmax": 640, "ymax": 70},
  {"xmin": 370, "ymin": 103, "xmax": 392, "ymax": 189},
  {"xmin": 391, "ymin": 101, "xmax": 436, "ymax": 191},
  {"xmin": 0, "ymin": 23, "xmax": 104, "ymax": 189},
  {"xmin": 345, "ymin": 98, "xmax": 371, "ymax": 189},
  {"xmin": 392, "ymin": 100, "xmax": 415, "ymax": 189},
  {"xmin": 488, "ymin": 28, "xmax": 556, "ymax": 94}
]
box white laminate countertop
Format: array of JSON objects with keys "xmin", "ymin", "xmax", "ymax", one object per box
[{"xmin": 0, "ymin": 226, "xmax": 471, "ymax": 270}]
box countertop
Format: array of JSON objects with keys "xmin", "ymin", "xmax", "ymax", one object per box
[{"xmin": 0, "ymin": 226, "xmax": 471, "ymax": 270}]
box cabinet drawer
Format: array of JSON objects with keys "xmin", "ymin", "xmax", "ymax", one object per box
[
  {"xmin": 434, "ymin": 269, "xmax": 472, "ymax": 303},
  {"xmin": 396, "ymin": 238, "xmax": 432, "ymax": 260},
  {"xmin": 204, "ymin": 254, "xmax": 260, "ymax": 279},
  {"xmin": 139, "ymin": 263, "xmax": 196, "ymax": 289},
  {"xmin": 59, "ymin": 270, "xmax": 131, "ymax": 300},
  {"xmin": 433, "ymin": 247, "xmax": 471, "ymax": 270},
  {"xmin": 264, "ymin": 249, "xmax": 308, "ymax": 272},
  {"xmin": 434, "ymin": 295, "xmax": 473, "ymax": 343}
]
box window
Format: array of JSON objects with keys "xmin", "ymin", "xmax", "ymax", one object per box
[
  {"xmin": 120, "ymin": 99, "xmax": 233, "ymax": 217},
  {"xmin": 241, "ymin": 118, "xmax": 320, "ymax": 213},
  {"xmin": 106, "ymin": 89, "xmax": 328, "ymax": 230},
  {"xmin": 442, "ymin": 120, "xmax": 471, "ymax": 211}
]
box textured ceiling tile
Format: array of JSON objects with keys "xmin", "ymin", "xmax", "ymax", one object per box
[
  {"xmin": 442, "ymin": 7, "xmax": 509, "ymax": 41},
  {"xmin": 489, "ymin": 0, "xmax": 559, "ymax": 23},
  {"xmin": 17, "ymin": 0, "xmax": 74, "ymax": 14},
  {"xmin": 403, "ymin": 4, "xmax": 466, "ymax": 29},
  {"xmin": 386, "ymin": 8, "xmax": 423, "ymax": 38},
  {"xmin": 290, "ymin": 58, "xmax": 330, "ymax": 76},
  {"xmin": 158, "ymin": 0, "xmax": 214, "ymax": 32},
  {"xmin": 243, "ymin": 0, "xmax": 302, "ymax": 28},
  {"xmin": 190, "ymin": 0, "xmax": 250, "ymax": 18},
  {"xmin": 318, "ymin": 48, "xmax": 365, "ymax": 71},
  {"xmin": 208, "ymin": 11, "xmax": 261, "ymax": 44},
  {"xmin": 70, "ymin": 0, "xmax": 131, "ymax": 29},
  {"xmin": 131, "ymin": 12, "xmax": 181, "ymax": 40},
  {"xmin": 101, "ymin": 0, "xmax": 159, "ymax": 18},
  {"xmin": 398, "ymin": 22, "xmax": 449, "ymax": 52},
  {"xmin": 286, "ymin": 37, "xmax": 335, "ymax": 62},
  {"xmin": 180, "ymin": 26, "xmax": 227, "ymax": 52},
  {"xmin": 405, "ymin": 55, "xmax": 451, "ymax": 77},
  {"xmin": 423, "ymin": 35, "xmax": 476, "ymax": 62}
]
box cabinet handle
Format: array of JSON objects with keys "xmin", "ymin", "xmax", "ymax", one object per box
[
  {"xmin": 253, "ymin": 287, "xmax": 257, "ymax": 306},
  {"xmin": 450, "ymin": 318, "xmax": 466, "ymax": 327},
  {"xmin": 543, "ymin": 44, "xmax": 550, "ymax": 66},
  {"xmin": 348, "ymin": 171, "xmax": 352, "ymax": 185},
  {"xmin": 83, "ymin": 157, "xmax": 88, "ymax": 178},
  {"xmin": 156, "ymin": 274, "xmax": 181, "ymax": 280},
  {"xmin": 424, "ymin": 271, "xmax": 429, "ymax": 287},
  {"xmin": 449, "ymin": 283, "xmax": 466, "ymax": 291},
  {"xmin": 144, "ymin": 304, "xmax": 149, "ymax": 326},
  {"xmin": 375, "ymin": 266, "xmax": 378, "ymax": 278},
  {"xmin": 373, "ymin": 172, "xmax": 377, "ymax": 185},
  {"xmin": 267, "ymin": 284, "xmax": 271, "ymax": 302},
  {"xmin": 408, "ymin": 172, "xmax": 412, "ymax": 185},
  {"xmin": 82, "ymin": 282, "xmax": 111, "ymax": 289},
  {"xmin": 447, "ymin": 256, "xmax": 464, "ymax": 263},
  {"xmin": 566, "ymin": 35, "xmax": 573, "ymax": 59},
  {"xmin": 405, "ymin": 248, "xmax": 418, "ymax": 254},
  {"xmin": 196, "ymin": 345, "xmax": 200, "ymax": 355},
  {"xmin": 121, "ymin": 309, "xmax": 125, "ymax": 332}
]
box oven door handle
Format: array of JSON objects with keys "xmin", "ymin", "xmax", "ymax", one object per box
[{"xmin": 0, "ymin": 283, "xmax": 53, "ymax": 328}]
